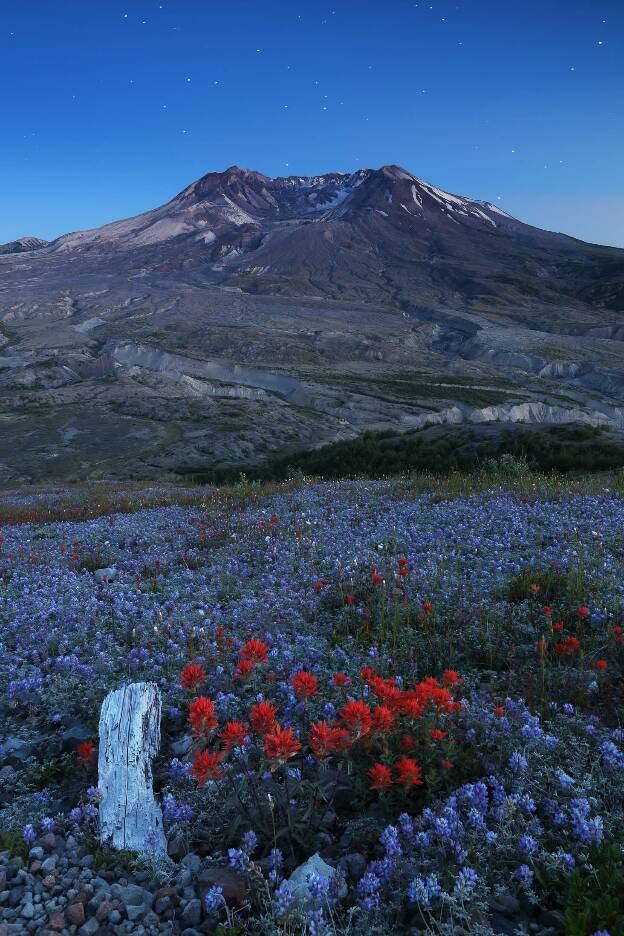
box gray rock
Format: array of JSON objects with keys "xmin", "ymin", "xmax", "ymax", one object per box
[
  {"xmin": 40, "ymin": 857, "xmax": 57, "ymax": 874},
  {"xmin": 28, "ymin": 848, "xmax": 44, "ymax": 862},
  {"xmin": 170, "ymin": 736, "xmax": 192, "ymax": 757},
  {"xmin": 126, "ymin": 905, "xmax": 146, "ymax": 922},
  {"xmin": 2, "ymin": 737, "xmax": 36, "ymax": 765},
  {"xmin": 21, "ymin": 903, "xmax": 34, "ymax": 919},
  {"xmin": 180, "ymin": 854, "xmax": 201, "ymax": 873},
  {"xmin": 180, "ymin": 898, "xmax": 202, "ymax": 927},
  {"xmin": 110, "ymin": 883, "xmax": 153, "ymax": 908},
  {"xmin": 79, "ymin": 919, "xmax": 100, "ymax": 936},
  {"xmin": 108, "ymin": 909, "xmax": 121, "ymax": 924},
  {"xmin": 61, "ymin": 725, "xmax": 93, "ymax": 753},
  {"xmin": 94, "ymin": 567, "xmax": 117, "ymax": 583},
  {"xmin": 490, "ymin": 894, "xmax": 521, "ymax": 915},
  {"xmin": 341, "ymin": 852, "xmax": 367, "ymax": 881},
  {"xmin": 288, "ymin": 853, "xmax": 347, "ymax": 906}
]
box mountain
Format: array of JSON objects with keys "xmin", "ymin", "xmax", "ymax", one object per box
[
  {"xmin": 0, "ymin": 236, "xmax": 48, "ymax": 255},
  {"xmin": 1, "ymin": 164, "xmax": 624, "ymax": 482}
]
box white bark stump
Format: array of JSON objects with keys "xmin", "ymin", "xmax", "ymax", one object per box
[{"xmin": 98, "ymin": 681, "xmax": 167, "ymax": 855}]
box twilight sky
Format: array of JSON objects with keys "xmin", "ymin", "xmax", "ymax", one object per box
[{"xmin": 1, "ymin": 0, "xmax": 622, "ymax": 246}]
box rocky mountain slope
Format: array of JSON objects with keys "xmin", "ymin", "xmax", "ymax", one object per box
[
  {"xmin": 0, "ymin": 236, "xmax": 48, "ymax": 255},
  {"xmin": 1, "ymin": 164, "xmax": 623, "ymax": 481}
]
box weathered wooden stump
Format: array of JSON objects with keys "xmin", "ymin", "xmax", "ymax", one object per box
[{"xmin": 98, "ymin": 681, "xmax": 167, "ymax": 855}]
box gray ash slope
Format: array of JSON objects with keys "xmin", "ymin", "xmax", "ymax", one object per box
[{"xmin": 1, "ymin": 164, "xmax": 623, "ymax": 481}]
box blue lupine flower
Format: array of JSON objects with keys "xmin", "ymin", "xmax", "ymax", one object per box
[
  {"xmin": 40, "ymin": 817, "xmax": 55, "ymax": 834},
  {"xmin": 357, "ymin": 871, "xmax": 381, "ymax": 911},
  {"xmin": 519, "ymin": 834, "xmax": 537, "ymax": 855},
  {"xmin": 454, "ymin": 867, "xmax": 478, "ymax": 895},
  {"xmin": 203, "ymin": 886, "xmax": 224, "ymax": 912},
  {"xmin": 514, "ymin": 864, "xmax": 534, "ymax": 888},
  {"xmin": 242, "ymin": 829, "xmax": 258, "ymax": 855},
  {"xmin": 508, "ymin": 751, "xmax": 528, "ymax": 774},
  {"xmin": 555, "ymin": 768, "xmax": 575, "ymax": 789},
  {"xmin": 407, "ymin": 873, "xmax": 442, "ymax": 908},
  {"xmin": 273, "ymin": 880, "xmax": 296, "ymax": 919},
  {"xmin": 228, "ymin": 848, "xmax": 250, "ymax": 872},
  {"xmin": 601, "ymin": 741, "xmax": 624, "ymax": 769},
  {"xmin": 380, "ymin": 825, "xmax": 402, "ymax": 859}
]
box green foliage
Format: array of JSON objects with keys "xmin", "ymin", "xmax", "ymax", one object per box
[
  {"xmin": 177, "ymin": 423, "xmax": 624, "ymax": 485},
  {"xmin": 92, "ymin": 845, "xmax": 139, "ymax": 872},
  {"xmin": 483, "ymin": 453, "xmax": 531, "ymax": 477},
  {"xmin": 0, "ymin": 829, "xmax": 29, "ymax": 859},
  {"xmin": 562, "ymin": 842, "xmax": 624, "ymax": 936},
  {"xmin": 506, "ymin": 565, "xmax": 587, "ymax": 605}
]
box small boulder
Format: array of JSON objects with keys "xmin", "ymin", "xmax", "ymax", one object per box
[
  {"xmin": 67, "ymin": 902, "xmax": 85, "ymax": 925},
  {"xmin": 94, "ymin": 567, "xmax": 117, "ymax": 584},
  {"xmin": 180, "ymin": 898, "xmax": 202, "ymax": 927},
  {"xmin": 197, "ymin": 868, "xmax": 248, "ymax": 909},
  {"xmin": 288, "ymin": 853, "xmax": 347, "ymax": 906}
]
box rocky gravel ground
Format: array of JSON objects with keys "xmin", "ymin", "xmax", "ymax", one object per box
[{"xmin": 0, "ymin": 836, "xmax": 251, "ymax": 936}]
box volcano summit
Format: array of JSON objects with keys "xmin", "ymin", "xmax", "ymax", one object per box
[{"xmin": 1, "ymin": 164, "xmax": 623, "ymax": 480}]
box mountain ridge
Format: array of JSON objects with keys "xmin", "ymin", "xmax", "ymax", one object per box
[{"xmin": 0, "ymin": 162, "xmax": 623, "ymax": 481}]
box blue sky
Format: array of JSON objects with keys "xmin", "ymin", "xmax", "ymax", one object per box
[{"xmin": 1, "ymin": 0, "xmax": 622, "ymax": 246}]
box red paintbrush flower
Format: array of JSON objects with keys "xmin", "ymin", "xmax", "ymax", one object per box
[
  {"xmin": 555, "ymin": 636, "xmax": 581, "ymax": 655},
  {"xmin": 368, "ymin": 762, "xmax": 392, "ymax": 793},
  {"xmin": 250, "ymin": 700, "xmax": 278, "ymax": 736},
  {"xmin": 218, "ymin": 721, "xmax": 249, "ymax": 751},
  {"xmin": 240, "ymin": 639, "xmax": 269, "ymax": 665},
  {"xmin": 190, "ymin": 750, "xmax": 224, "ymax": 786},
  {"xmin": 291, "ymin": 670, "xmax": 318, "ymax": 700},
  {"xmin": 181, "ymin": 663, "xmax": 206, "ymax": 689},
  {"xmin": 340, "ymin": 700, "xmax": 373, "ymax": 739},
  {"xmin": 77, "ymin": 741, "xmax": 95, "ymax": 763},
  {"xmin": 188, "ymin": 696, "xmax": 217, "ymax": 735},
  {"xmin": 264, "ymin": 726, "xmax": 301, "ymax": 764},
  {"xmin": 333, "ymin": 671, "xmax": 351, "ymax": 688},
  {"xmin": 578, "ymin": 606, "xmax": 590, "ymax": 619},
  {"xmin": 233, "ymin": 658, "xmax": 256, "ymax": 680},
  {"xmin": 371, "ymin": 704, "xmax": 393, "ymax": 734},
  {"xmin": 395, "ymin": 755, "xmax": 423, "ymax": 789},
  {"xmin": 309, "ymin": 721, "xmax": 351, "ymax": 758}
]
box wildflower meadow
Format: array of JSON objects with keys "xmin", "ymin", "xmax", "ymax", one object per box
[{"xmin": 1, "ymin": 476, "xmax": 623, "ymax": 935}]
